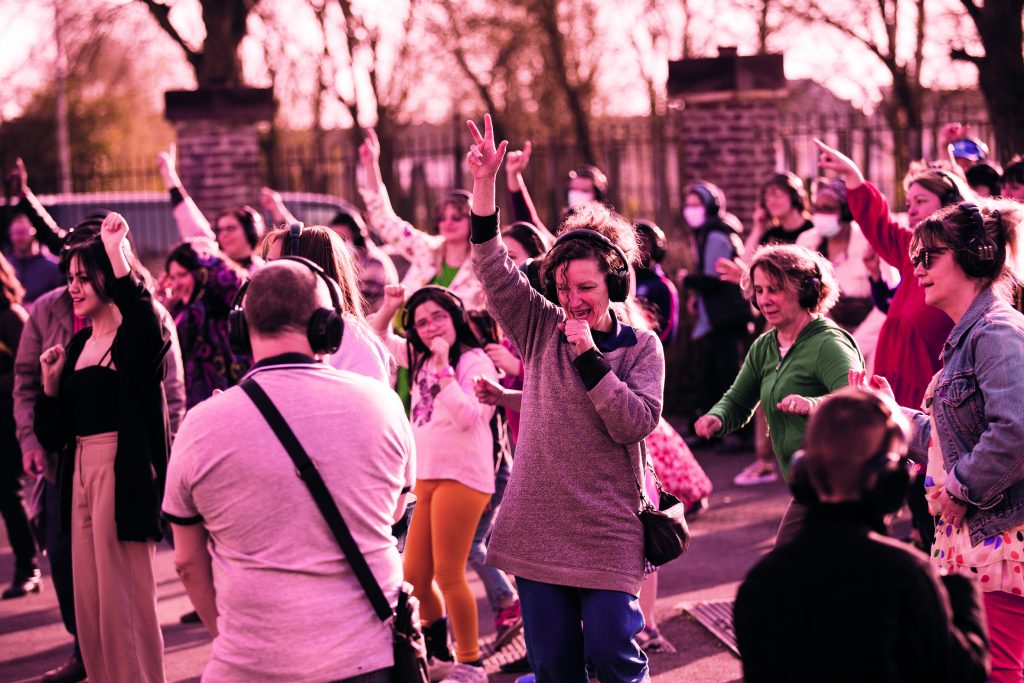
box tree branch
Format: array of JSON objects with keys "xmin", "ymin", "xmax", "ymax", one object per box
[
  {"xmin": 950, "ymin": 46, "xmax": 983, "ymax": 64},
  {"xmin": 136, "ymin": 0, "xmax": 202, "ymax": 72}
]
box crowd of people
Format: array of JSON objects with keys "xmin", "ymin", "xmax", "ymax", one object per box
[{"xmin": 0, "ymin": 113, "xmax": 1022, "ymax": 683}]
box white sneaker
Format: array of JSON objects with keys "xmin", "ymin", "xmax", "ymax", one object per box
[
  {"xmin": 441, "ymin": 663, "xmax": 488, "ymax": 682},
  {"xmin": 428, "ymin": 657, "xmax": 455, "ymax": 682},
  {"xmin": 733, "ymin": 461, "xmax": 778, "ymax": 487}
]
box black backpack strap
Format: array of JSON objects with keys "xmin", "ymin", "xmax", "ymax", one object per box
[{"xmin": 240, "ymin": 378, "xmax": 394, "ymax": 623}]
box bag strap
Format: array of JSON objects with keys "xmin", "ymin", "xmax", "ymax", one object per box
[
  {"xmin": 240, "ymin": 378, "xmax": 394, "ymax": 623},
  {"xmin": 628, "ymin": 440, "xmax": 656, "ymax": 512}
]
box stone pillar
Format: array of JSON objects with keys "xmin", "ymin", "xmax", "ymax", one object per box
[
  {"xmin": 164, "ymin": 88, "xmax": 275, "ymax": 218},
  {"xmin": 677, "ymin": 94, "xmax": 781, "ymax": 230}
]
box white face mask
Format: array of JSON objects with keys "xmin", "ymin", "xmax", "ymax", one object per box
[
  {"xmin": 814, "ymin": 213, "xmax": 842, "ymax": 238},
  {"xmin": 567, "ymin": 190, "xmax": 594, "ymax": 209},
  {"xmin": 683, "ymin": 206, "xmax": 706, "ymax": 228}
]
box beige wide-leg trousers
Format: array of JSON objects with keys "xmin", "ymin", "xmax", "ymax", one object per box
[{"xmin": 72, "ymin": 432, "xmax": 165, "ymax": 683}]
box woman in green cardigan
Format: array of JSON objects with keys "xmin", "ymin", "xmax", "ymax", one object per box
[{"xmin": 695, "ymin": 243, "xmax": 863, "ymax": 541}]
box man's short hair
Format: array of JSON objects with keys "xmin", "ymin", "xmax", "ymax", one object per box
[
  {"xmin": 802, "ymin": 387, "xmax": 907, "ymax": 499},
  {"xmin": 244, "ymin": 261, "xmax": 323, "ymax": 337}
]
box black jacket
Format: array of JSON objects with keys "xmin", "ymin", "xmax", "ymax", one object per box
[
  {"xmin": 35, "ymin": 276, "xmax": 171, "ymax": 542},
  {"xmin": 734, "ymin": 503, "xmax": 989, "ymax": 683},
  {"xmin": 684, "ymin": 217, "xmax": 751, "ymax": 329}
]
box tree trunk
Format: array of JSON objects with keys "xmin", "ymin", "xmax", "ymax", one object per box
[{"xmin": 197, "ymin": 0, "xmax": 250, "ymax": 87}]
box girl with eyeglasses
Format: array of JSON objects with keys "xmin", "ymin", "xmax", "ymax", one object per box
[{"xmin": 370, "ymin": 284, "xmax": 498, "ymax": 682}]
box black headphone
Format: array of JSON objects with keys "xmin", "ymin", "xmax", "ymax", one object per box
[
  {"xmin": 227, "ymin": 256, "xmax": 345, "ymax": 356},
  {"xmin": 399, "ymin": 285, "xmax": 469, "ymax": 352},
  {"xmin": 635, "ymin": 220, "xmax": 667, "ymax": 263},
  {"xmin": 286, "ymin": 221, "xmax": 304, "ymax": 256},
  {"xmin": 749, "ymin": 265, "xmax": 822, "ymax": 312},
  {"xmin": 544, "ymin": 229, "xmax": 631, "ymax": 304},
  {"xmin": 958, "ymin": 202, "xmax": 1000, "ymax": 278},
  {"xmin": 567, "ymin": 165, "xmax": 608, "ymax": 202},
  {"xmin": 931, "ymin": 169, "xmax": 966, "ymax": 207},
  {"xmin": 504, "ymin": 221, "xmax": 548, "ymax": 258},
  {"xmin": 763, "ymin": 173, "xmax": 808, "ymax": 216},
  {"xmin": 789, "ymin": 401, "xmax": 910, "ymax": 515}
]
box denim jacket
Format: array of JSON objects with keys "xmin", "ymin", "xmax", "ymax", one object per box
[{"xmin": 905, "ymin": 287, "xmax": 1024, "ymax": 546}]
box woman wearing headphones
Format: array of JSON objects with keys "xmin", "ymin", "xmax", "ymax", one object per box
[
  {"xmin": 370, "ymin": 284, "xmax": 498, "ymax": 682},
  {"xmin": 467, "ymin": 115, "xmax": 663, "ymax": 683},
  {"xmin": 695, "ymin": 244, "xmax": 863, "ymax": 542},
  {"xmin": 815, "ymin": 140, "xmax": 973, "ymax": 550},
  {"xmin": 854, "ymin": 200, "xmax": 1024, "ymax": 682},
  {"xmin": 258, "ymin": 225, "xmax": 394, "ymax": 385}
]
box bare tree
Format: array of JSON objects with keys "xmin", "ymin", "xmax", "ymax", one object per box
[
  {"xmin": 950, "ymin": 0, "xmax": 1024, "ymax": 161},
  {"xmin": 138, "ymin": 0, "xmax": 260, "ymax": 88},
  {"xmin": 781, "ymin": 0, "xmax": 927, "ymax": 186}
]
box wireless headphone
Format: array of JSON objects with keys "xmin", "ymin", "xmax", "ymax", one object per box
[
  {"xmin": 789, "ymin": 398, "xmax": 910, "ymax": 515},
  {"xmin": 957, "ymin": 202, "xmax": 1000, "ymax": 278},
  {"xmin": 763, "ymin": 173, "xmax": 809, "ymax": 216},
  {"xmin": 399, "ymin": 285, "xmax": 469, "ymax": 352},
  {"xmin": 931, "ymin": 169, "xmax": 966, "ymax": 207},
  {"xmin": 286, "ymin": 221, "xmax": 304, "ymax": 256},
  {"xmin": 635, "ymin": 220, "xmax": 668, "ymax": 263},
  {"xmin": 544, "ymin": 229, "xmax": 631, "ymax": 304},
  {"xmin": 504, "ymin": 221, "xmax": 548, "ymax": 258},
  {"xmin": 749, "ymin": 265, "xmax": 822, "ymax": 312},
  {"xmin": 227, "ymin": 256, "xmax": 345, "ymax": 356}
]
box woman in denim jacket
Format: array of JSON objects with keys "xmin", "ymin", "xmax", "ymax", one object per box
[{"xmin": 856, "ymin": 200, "xmax": 1024, "ymax": 683}]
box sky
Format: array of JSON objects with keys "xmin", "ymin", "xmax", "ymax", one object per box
[{"xmin": 0, "ymin": 0, "xmax": 983, "ymax": 127}]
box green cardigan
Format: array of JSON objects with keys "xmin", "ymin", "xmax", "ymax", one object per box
[{"xmin": 708, "ymin": 317, "xmax": 863, "ymax": 479}]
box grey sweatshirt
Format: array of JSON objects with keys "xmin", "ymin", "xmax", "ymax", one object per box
[{"xmin": 472, "ymin": 213, "xmax": 664, "ymax": 595}]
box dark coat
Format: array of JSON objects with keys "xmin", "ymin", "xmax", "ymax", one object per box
[{"xmin": 35, "ymin": 276, "xmax": 171, "ymax": 542}]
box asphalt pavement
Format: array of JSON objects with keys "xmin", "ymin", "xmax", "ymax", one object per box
[{"xmin": 0, "ymin": 427, "xmax": 793, "ymax": 683}]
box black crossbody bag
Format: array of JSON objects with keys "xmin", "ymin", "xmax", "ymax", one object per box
[
  {"xmin": 241, "ymin": 379, "xmax": 429, "ymax": 683},
  {"xmin": 630, "ymin": 440, "xmax": 691, "ymax": 566}
]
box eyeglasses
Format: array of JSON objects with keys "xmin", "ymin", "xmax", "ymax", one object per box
[
  {"xmin": 413, "ymin": 311, "xmax": 450, "ymax": 332},
  {"xmin": 911, "ymin": 247, "xmax": 950, "ymax": 270}
]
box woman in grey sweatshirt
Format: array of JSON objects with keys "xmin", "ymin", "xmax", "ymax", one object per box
[{"xmin": 467, "ymin": 115, "xmax": 663, "ymax": 682}]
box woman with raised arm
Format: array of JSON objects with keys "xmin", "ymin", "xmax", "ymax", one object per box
[
  {"xmin": 34, "ymin": 214, "xmax": 169, "ymax": 683},
  {"xmin": 467, "ymin": 114, "xmax": 663, "ymax": 683},
  {"xmin": 357, "ymin": 129, "xmax": 486, "ymax": 312}
]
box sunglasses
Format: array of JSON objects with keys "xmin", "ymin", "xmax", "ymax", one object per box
[{"xmin": 911, "ymin": 247, "xmax": 949, "ymax": 270}]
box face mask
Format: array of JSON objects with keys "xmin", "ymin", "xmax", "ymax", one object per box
[
  {"xmin": 683, "ymin": 206, "xmax": 706, "ymax": 228},
  {"xmin": 814, "ymin": 213, "xmax": 842, "ymax": 238},
  {"xmin": 567, "ymin": 190, "xmax": 594, "ymax": 209}
]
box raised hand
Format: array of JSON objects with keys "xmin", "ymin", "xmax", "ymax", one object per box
[
  {"xmin": 505, "ymin": 140, "xmax": 532, "ymax": 177},
  {"xmin": 939, "ymin": 122, "xmax": 970, "ymax": 149},
  {"xmin": 715, "ymin": 257, "xmax": 747, "ymax": 286},
  {"xmin": 694, "ymin": 414, "xmax": 722, "ymax": 439},
  {"xmin": 484, "ymin": 343, "xmax": 520, "ymax": 377},
  {"xmin": 466, "ymin": 114, "xmax": 509, "ymax": 181},
  {"xmin": 40, "ymin": 344, "xmax": 66, "ymax": 397},
  {"xmin": 6, "ymin": 157, "xmax": 28, "ymax": 195},
  {"xmin": 157, "ymin": 144, "xmax": 179, "ymax": 189},
  {"xmin": 813, "ymin": 138, "xmax": 865, "ymax": 189},
  {"xmin": 358, "ymin": 129, "xmax": 383, "ymax": 191},
  {"xmin": 101, "ymin": 212, "xmax": 129, "ymax": 248},
  {"xmin": 259, "ymin": 187, "xmax": 282, "ymax": 212}
]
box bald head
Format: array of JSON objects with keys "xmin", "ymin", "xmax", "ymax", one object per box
[
  {"xmin": 244, "ymin": 260, "xmax": 331, "ymax": 339},
  {"xmin": 802, "ymin": 387, "xmax": 908, "ymax": 501}
]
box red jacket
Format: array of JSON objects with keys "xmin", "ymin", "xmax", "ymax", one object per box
[{"xmin": 848, "ymin": 182, "xmax": 953, "ymax": 409}]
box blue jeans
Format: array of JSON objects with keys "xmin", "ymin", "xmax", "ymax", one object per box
[
  {"xmin": 468, "ymin": 459, "xmax": 516, "ymax": 612},
  {"xmin": 517, "ymin": 577, "xmax": 649, "ymax": 683}
]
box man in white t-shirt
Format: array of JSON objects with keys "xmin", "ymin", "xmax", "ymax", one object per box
[{"xmin": 163, "ymin": 260, "xmax": 415, "ymax": 683}]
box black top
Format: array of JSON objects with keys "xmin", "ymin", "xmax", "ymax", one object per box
[
  {"xmin": 64, "ymin": 364, "xmax": 119, "ymax": 437},
  {"xmin": 734, "ymin": 503, "xmax": 988, "ymax": 683},
  {"xmin": 35, "ymin": 275, "xmax": 171, "ymax": 542},
  {"xmin": 760, "ymin": 218, "xmax": 814, "ymax": 246}
]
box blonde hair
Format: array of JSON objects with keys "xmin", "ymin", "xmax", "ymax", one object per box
[{"xmin": 742, "ymin": 243, "xmax": 840, "ymax": 315}]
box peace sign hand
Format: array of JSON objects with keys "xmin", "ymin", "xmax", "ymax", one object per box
[
  {"xmin": 813, "ymin": 138, "xmax": 865, "ymax": 189},
  {"xmin": 466, "ymin": 114, "xmax": 509, "ymax": 181}
]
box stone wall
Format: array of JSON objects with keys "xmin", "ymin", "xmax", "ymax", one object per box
[{"xmin": 164, "ymin": 88, "xmax": 274, "ymax": 219}]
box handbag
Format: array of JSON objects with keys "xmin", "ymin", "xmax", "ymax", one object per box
[
  {"xmin": 241, "ymin": 379, "xmax": 429, "ymax": 683},
  {"xmin": 632, "ymin": 441, "xmax": 690, "ymax": 566}
]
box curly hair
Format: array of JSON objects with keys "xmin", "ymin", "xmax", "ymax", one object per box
[
  {"xmin": 742, "ymin": 243, "xmax": 841, "ymax": 315},
  {"xmin": 540, "ymin": 204, "xmax": 637, "ymax": 294}
]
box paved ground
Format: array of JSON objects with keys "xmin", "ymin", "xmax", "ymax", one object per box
[{"xmin": 0, "ymin": 426, "xmax": 794, "ymax": 682}]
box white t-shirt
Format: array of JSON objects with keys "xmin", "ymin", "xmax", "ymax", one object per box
[
  {"xmin": 329, "ymin": 314, "xmax": 395, "ymax": 385},
  {"xmin": 163, "ymin": 360, "xmax": 415, "ymax": 683}
]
